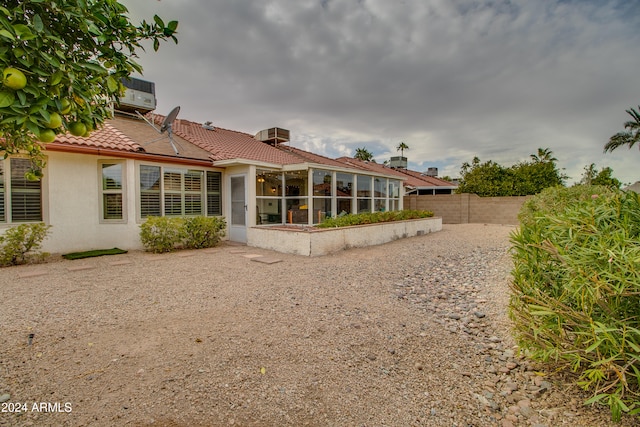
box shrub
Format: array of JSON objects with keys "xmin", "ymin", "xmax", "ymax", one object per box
[
  {"xmin": 139, "ymin": 216, "xmax": 184, "ymax": 253},
  {"xmin": 510, "ymin": 188, "xmax": 640, "ymax": 421},
  {"xmin": 183, "ymin": 216, "xmax": 226, "ymax": 249},
  {"xmin": 0, "ymin": 223, "xmax": 51, "ymax": 266},
  {"xmin": 316, "ymin": 209, "xmax": 433, "ymax": 228}
]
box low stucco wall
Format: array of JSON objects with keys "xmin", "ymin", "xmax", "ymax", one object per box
[{"xmin": 247, "ymin": 217, "xmax": 442, "ymax": 256}]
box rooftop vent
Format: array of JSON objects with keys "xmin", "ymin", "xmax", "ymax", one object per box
[
  {"xmin": 117, "ymin": 77, "xmax": 157, "ymax": 113},
  {"xmin": 255, "ymin": 127, "xmax": 290, "ymax": 145},
  {"xmin": 202, "ymin": 121, "xmax": 215, "ymax": 131},
  {"xmin": 389, "ymin": 156, "xmax": 407, "ymax": 169}
]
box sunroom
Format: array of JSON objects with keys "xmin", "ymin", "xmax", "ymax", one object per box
[{"xmin": 254, "ymin": 167, "xmax": 404, "ymax": 226}]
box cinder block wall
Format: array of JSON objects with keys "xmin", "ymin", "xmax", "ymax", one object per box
[{"xmin": 404, "ymin": 194, "xmax": 530, "ymax": 225}]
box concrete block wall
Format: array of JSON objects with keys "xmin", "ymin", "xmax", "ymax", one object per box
[{"xmin": 404, "ymin": 194, "xmax": 530, "ymax": 225}]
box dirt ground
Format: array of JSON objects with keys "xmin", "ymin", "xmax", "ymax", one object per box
[{"xmin": 0, "ymin": 224, "xmax": 635, "ymax": 426}]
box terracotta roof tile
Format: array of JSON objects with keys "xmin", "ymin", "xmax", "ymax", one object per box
[
  {"xmin": 335, "ymin": 157, "xmax": 456, "ymax": 188},
  {"xmin": 54, "ymin": 122, "xmax": 142, "ymax": 152},
  {"xmin": 148, "ymin": 114, "xmax": 304, "ymax": 165}
]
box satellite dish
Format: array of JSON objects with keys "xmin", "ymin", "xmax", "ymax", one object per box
[
  {"xmin": 137, "ymin": 106, "xmax": 183, "ymax": 155},
  {"xmin": 160, "ymin": 106, "xmax": 180, "ymax": 133}
]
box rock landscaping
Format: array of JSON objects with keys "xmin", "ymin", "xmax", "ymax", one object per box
[{"xmin": 0, "ymin": 224, "xmax": 634, "ymax": 426}]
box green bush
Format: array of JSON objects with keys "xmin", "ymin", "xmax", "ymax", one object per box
[
  {"xmin": 139, "ymin": 216, "xmax": 184, "ymax": 253},
  {"xmin": 0, "ymin": 223, "xmax": 51, "ymax": 266},
  {"xmin": 316, "ymin": 209, "xmax": 433, "ymax": 228},
  {"xmin": 139, "ymin": 216, "xmax": 227, "ymax": 252},
  {"xmin": 183, "ymin": 216, "xmax": 226, "ymax": 249},
  {"xmin": 510, "ymin": 187, "xmax": 640, "ymax": 421}
]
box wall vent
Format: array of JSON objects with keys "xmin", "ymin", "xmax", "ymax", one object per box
[{"xmin": 255, "ymin": 127, "xmax": 290, "ymax": 145}]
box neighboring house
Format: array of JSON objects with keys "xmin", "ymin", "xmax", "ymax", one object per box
[
  {"xmin": 1, "ymin": 111, "xmax": 407, "ymax": 253},
  {"xmin": 624, "ymin": 181, "xmax": 640, "ymax": 193}
]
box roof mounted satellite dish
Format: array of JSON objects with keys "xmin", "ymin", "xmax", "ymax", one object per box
[{"xmin": 137, "ymin": 106, "xmax": 183, "ymax": 155}]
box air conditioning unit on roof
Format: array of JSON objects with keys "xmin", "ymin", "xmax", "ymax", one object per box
[
  {"xmin": 116, "ymin": 77, "xmax": 157, "ymax": 113},
  {"xmin": 255, "ymin": 127, "xmax": 290, "ymax": 145}
]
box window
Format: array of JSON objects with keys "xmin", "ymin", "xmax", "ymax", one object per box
[
  {"xmin": 139, "ymin": 165, "xmax": 221, "ymax": 218},
  {"xmin": 100, "ymin": 162, "xmax": 124, "ymax": 221},
  {"xmin": 312, "ymin": 170, "xmax": 333, "ymax": 224},
  {"xmin": 256, "ymin": 170, "xmax": 282, "ymax": 224},
  {"xmin": 357, "ymin": 176, "xmax": 372, "ymax": 213},
  {"xmin": 0, "ymin": 158, "xmax": 42, "ymax": 223},
  {"xmin": 336, "ymin": 172, "xmax": 353, "ymax": 215},
  {"xmin": 206, "ymin": 171, "xmax": 222, "ymax": 216}
]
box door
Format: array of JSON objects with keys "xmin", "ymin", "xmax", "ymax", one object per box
[{"xmin": 229, "ymin": 175, "xmax": 247, "ymax": 243}]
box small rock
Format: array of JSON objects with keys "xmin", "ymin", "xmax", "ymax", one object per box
[
  {"xmin": 0, "ymin": 393, "xmax": 10, "ymax": 403},
  {"xmin": 415, "ymin": 362, "xmax": 424, "ymax": 370},
  {"xmin": 474, "ymin": 311, "xmax": 486, "ymax": 318}
]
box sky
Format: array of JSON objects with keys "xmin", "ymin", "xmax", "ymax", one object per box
[{"xmin": 120, "ymin": 0, "xmax": 640, "ymax": 185}]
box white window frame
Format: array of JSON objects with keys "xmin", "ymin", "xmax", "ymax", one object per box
[
  {"xmin": 0, "ymin": 157, "xmax": 44, "ymax": 224},
  {"xmin": 98, "ymin": 160, "xmax": 127, "ymax": 223}
]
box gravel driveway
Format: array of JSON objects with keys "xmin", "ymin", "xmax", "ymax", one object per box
[{"xmin": 0, "ymin": 224, "xmax": 633, "ymax": 426}]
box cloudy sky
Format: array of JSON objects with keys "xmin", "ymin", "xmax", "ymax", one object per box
[{"xmin": 120, "ymin": 0, "xmax": 640, "ymax": 184}]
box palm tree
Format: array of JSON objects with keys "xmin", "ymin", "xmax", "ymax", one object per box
[
  {"xmin": 354, "ymin": 147, "xmax": 374, "ymax": 161},
  {"xmin": 604, "ymin": 106, "xmax": 640, "ymax": 153},
  {"xmin": 397, "ymin": 141, "xmax": 409, "ymax": 158},
  {"xmin": 530, "ymin": 147, "xmax": 557, "ymax": 163}
]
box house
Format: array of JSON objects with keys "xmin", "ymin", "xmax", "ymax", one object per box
[{"xmin": 1, "ymin": 109, "xmax": 410, "ymax": 253}]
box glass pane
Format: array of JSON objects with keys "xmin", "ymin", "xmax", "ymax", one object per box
[
  {"xmin": 185, "ymin": 171, "xmax": 202, "ymax": 192},
  {"xmin": 185, "ymin": 194, "xmax": 202, "ymax": 215},
  {"xmin": 337, "ymin": 198, "xmax": 352, "ymax": 215},
  {"xmin": 389, "ymin": 180, "xmax": 400, "ymax": 198},
  {"xmin": 11, "ymin": 159, "xmax": 40, "ymax": 190},
  {"xmin": 257, "ymin": 170, "xmax": 282, "ymax": 197},
  {"xmin": 103, "ymin": 194, "xmax": 123, "ymax": 219},
  {"xmin": 357, "ymin": 175, "xmax": 371, "ymax": 197},
  {"xmin": 164, "ymin": 172, "xmax": 182, "ymax": 191},
  {"xmin": 284, "ymin": 171, "xmax": 307, "ymax": 196},
  {"xmin": 256, "ymin": 198, "xmax": 282, "ymax": 224},
  {"xmin": 374, "ymin": 198, "xmax": 386, "ymax": 212},
  {"xmin": 313, "ymin": 170, "xmax": 332, "ymax": 196},
  {"xmin": 374, "ymin": 177, "xmax": 387, "ymax": 197},
  {"xmin": 164, "ymin": 194, "xmax": 182, "ymax": 216},
  {"xmin": 140, "ymin": 193, "xmax": 161, "ymax": 217},
  {"xmin": 140, "ymin": 165, "xmax": 160, "ymax": 190},
  {"xmin": 313, "ymin": 198, "xmax": 331, "ymax": 224},
  {"xmin": 357, "ymin": 198, "xmax": 371, "ymax": 213},
  {"xmin": 336, "ymin": 173, "xmax": 353, "ymax": 197},
  {"xmin": 102, "ymin": 164, "xmax": 122, "ymax": 190},
  {"xmin": 286, "ymin": 198, "xmax": 308, "ymax": 224},
  {"xmin": 207, "ymin": 171, "xmax": 222, "ymax": 216}
]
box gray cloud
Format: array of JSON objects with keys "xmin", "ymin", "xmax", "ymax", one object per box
[{"xmin": 121, "ymin": 0, "xmax": 640, "ymax": 184}]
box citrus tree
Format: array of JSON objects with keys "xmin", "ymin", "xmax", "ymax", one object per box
[{"xmin": 0, "ymin": 0, "xmax": 178, "ymax": 178}]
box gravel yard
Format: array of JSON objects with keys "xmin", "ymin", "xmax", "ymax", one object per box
[{"xmin": 0, "ymin": 224, "xmax": 634, "ymax": 426}]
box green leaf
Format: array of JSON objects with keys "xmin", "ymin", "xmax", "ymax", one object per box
[
  {"xmin": 0, "ymin": 90, "xmax": 15, "ymax": 108},
  {"xmin": 0, "ymin": 29, "xmax": 14, "ymax": 40},
  {"xmin": 50, "ymin": 70, "xmax": 63, "ymax": 86},
  {"xmin": 584, "ymin": 393, "xmax": 608, "ymax": 405},
  {"xmin": 153, "ymin": 15, "xmax": 165, "ymax": 27},
  {"xmin": 106, "ymin": 75, "xmax": 119, "ymax": 92},
  {"xmin": 33, "ymin": 14, "xmax": 44, "ymax": 32}
]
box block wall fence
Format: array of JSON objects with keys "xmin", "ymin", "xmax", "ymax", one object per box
[{"xmin": 404, "ymin": 194, "xmax": 531, "ymax": 225}]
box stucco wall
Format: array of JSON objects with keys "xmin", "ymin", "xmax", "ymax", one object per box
[
  {"xmin": 40, "ymin": 152, "xmax": 143, "ymax": 253},
  {"xmin": 404, "ymin": 193, "xmax": 530, "ymax": 225}
]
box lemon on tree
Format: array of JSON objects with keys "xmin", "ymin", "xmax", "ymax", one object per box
[
  {"xmin": 59, "ymin": 99, "xmax": 72, "ymax": 114},
  {"xmin": 2, "ymin": 67, "xmax": 27, "ymax": 90},
  {"xmin": 46, "ymin": 112, "xmax": 63, "ymax": 129},
  {"xmin": 37, "ymin": 129, "xmax": 56, "ymax": 143},
  {"xmin": 67, "ymin": 121, "xmax": 87, "ymax": 137}
]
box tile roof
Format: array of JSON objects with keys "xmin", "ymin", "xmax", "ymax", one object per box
[
  {"xmin": 53, "ymin": 122, "xmax": 142, "ymax": 152},
  {"xmin": 148, "ymin": 114, "xmax": 304, "ymax": 165}
]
